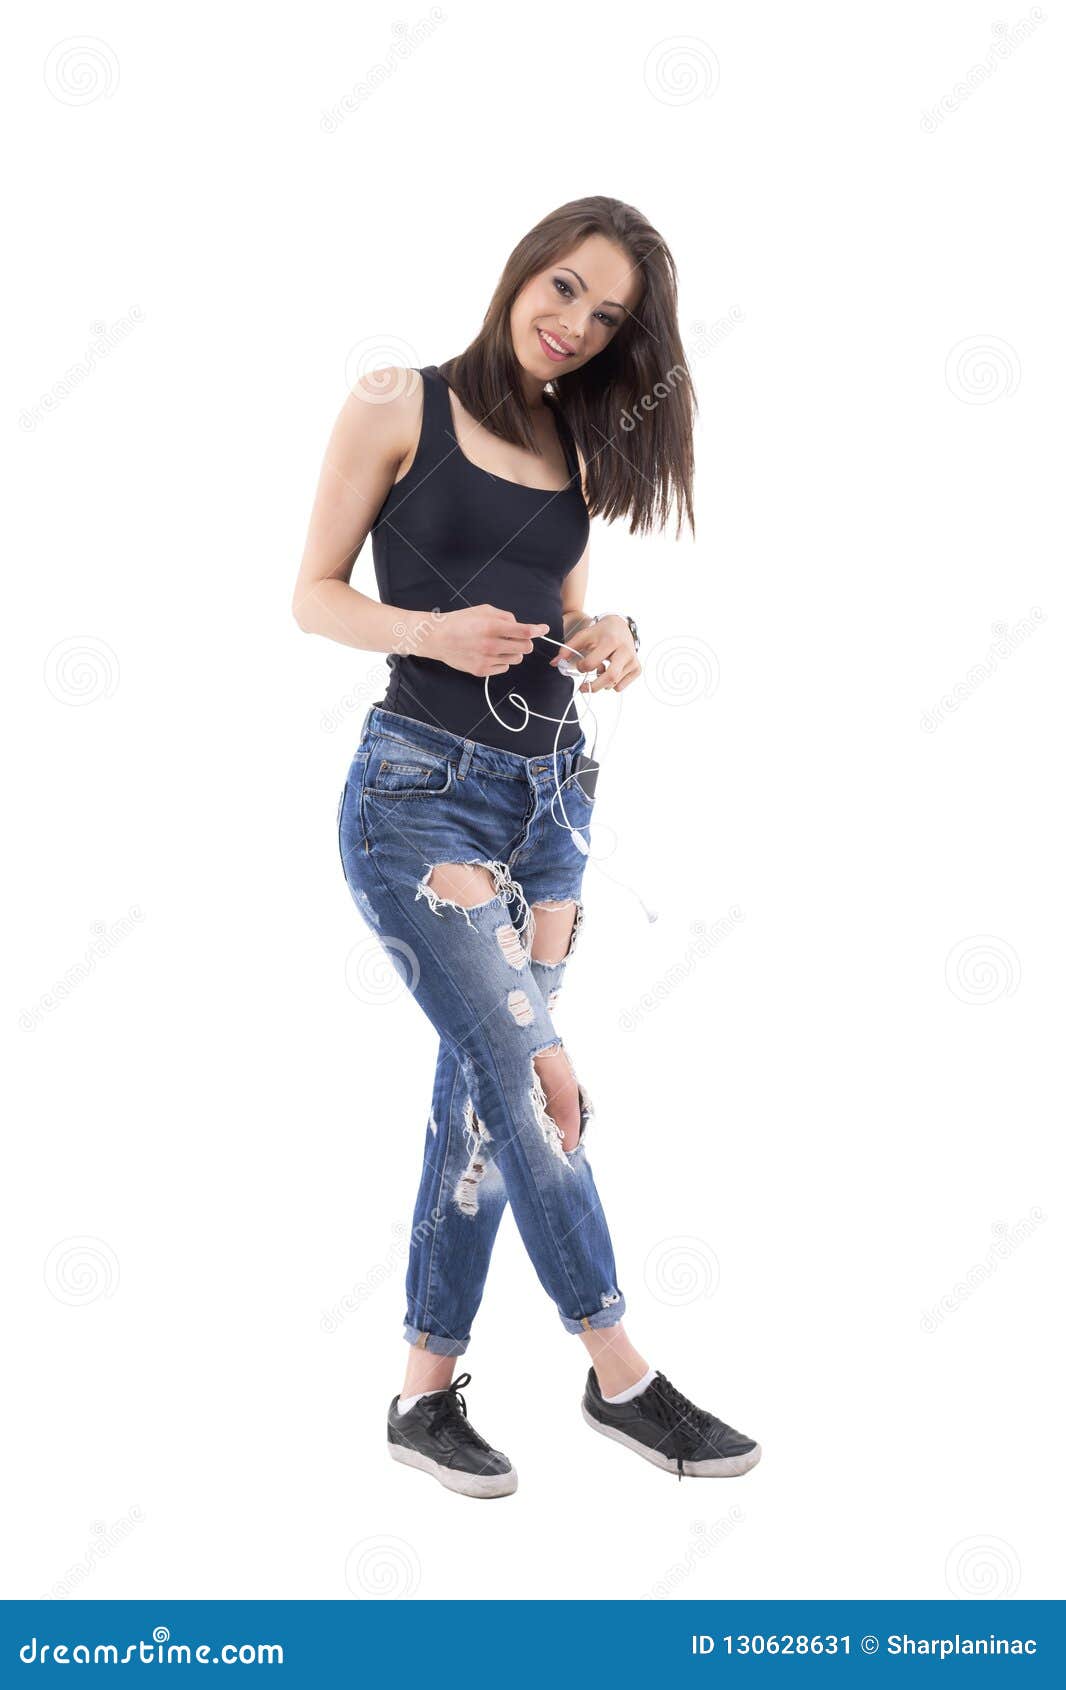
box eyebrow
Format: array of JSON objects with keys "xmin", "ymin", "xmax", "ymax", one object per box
[{"xmin": 557, "ymin": 266, "xmax": 630, "ymax": 316}]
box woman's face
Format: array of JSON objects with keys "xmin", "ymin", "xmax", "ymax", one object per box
[{"xmin": 509, "ymin": 234, "xmax": 642, "ymax": 380}]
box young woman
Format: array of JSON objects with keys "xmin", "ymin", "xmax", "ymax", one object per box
[{"xmin": 292, "ymin": 196, "xmax": 761, "ymax": 1497}]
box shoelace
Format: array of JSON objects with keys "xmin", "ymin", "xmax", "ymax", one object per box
[
  {"xmin": 643, "ymin": 1374, "xmax": 719, "ymax": 1480},
  {"xmin": 424, "ymin": 1372, "xmax": 493, "ymax": 1452}
]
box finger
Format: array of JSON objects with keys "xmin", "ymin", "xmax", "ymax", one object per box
[
  {"xmin": 612, "ymin": 661, "xmax": 640, "ymax": 692},
  {"xmin": 576, "ymin": 648, "xmax": 609, "ymax": 672},
  {"xmin": 588, "ymin": 656, "xmax": 628, "ymax": 692},
  {"xmin": 495, "ymin": 613, "xmax": 550, "ymax": 639}
]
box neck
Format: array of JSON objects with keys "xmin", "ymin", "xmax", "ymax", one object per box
[{"xmin": 516, "ymin": 366, "xmax": 550, "ymax": 410}]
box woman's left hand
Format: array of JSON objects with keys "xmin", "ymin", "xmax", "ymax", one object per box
[{"xmin": 550, "ymin": 615, "xmax": 642, "ymax": 693}]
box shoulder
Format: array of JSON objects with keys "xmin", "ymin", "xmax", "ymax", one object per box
[{"xmin": 335, "ymin": 366, "xmax": 425, "ymax": 462}]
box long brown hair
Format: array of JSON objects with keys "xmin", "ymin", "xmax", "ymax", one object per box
[{"xmin": 439, "ymin": 196, "xmax": 696, "ymax": 539}]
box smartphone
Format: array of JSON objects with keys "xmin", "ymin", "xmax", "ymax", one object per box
[{"xmin": 572, "ymin": 752, "xmax": 600, "ymax": 802}]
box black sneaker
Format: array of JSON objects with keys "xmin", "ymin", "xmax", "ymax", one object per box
[
  {"xmin": 582, "ymin": 1369, "xmax": 762, "ymax": 1479},
  {"xmin": 387, "ymin": 1372, "xmax": 517, "ymax": 1498}
]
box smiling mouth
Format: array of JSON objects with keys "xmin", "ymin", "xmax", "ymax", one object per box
[{"xmin": 537, "ymin": 327, "xmax": 574, "ymax": 359}]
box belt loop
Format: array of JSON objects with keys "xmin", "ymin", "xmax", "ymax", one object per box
[{"xmin": 457, "ymin": 739, "xmax": 476, "ymax": 781}]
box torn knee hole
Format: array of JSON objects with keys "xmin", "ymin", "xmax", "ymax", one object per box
[
  {"xmin": 530, "ymin": 1042, "xmax": 590, "ymax": 1162},
  {"xmin": 530, "ymin": 899, "xmax": 584, "ymax": 966}
]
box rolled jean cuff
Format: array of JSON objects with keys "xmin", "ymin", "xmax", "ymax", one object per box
[
  {"xmin": 559, "ymin": 1292, "xmax": 626, "ymax": 1336},
  {"xmin": 402, "ymin": 1323, "xmax": 470, "ymax": 1357}
]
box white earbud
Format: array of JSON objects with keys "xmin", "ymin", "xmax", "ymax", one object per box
[{"xmin": 482, "ymin": 635, "xmax": 656, "ymax": 922}]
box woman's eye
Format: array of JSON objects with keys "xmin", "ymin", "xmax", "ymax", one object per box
[{"xmin": 553, "ymin": 276, "xmax": 618, "ymax": 329}]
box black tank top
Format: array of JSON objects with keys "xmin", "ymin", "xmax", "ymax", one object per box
[{"xmin": 369, "ymin": 365, "xmax": 590, "ymax": 756}]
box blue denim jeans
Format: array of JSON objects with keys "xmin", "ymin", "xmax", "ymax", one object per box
[{"xmin": 337, "ymin": 705, "xmax": 626, "ymax": 1356}]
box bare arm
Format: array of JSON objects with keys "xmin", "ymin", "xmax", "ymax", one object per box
[
  {"xmin": 290, "ymin": 372, "xmax": 431, "ymax": 651},
  {"xmin": 561, "ymin": 445, "xmax": 593, "ymax": 644},
  {"xmin": 561, "ymin": 544, "xmax": 592, "ymax": 644},
  {"xmin": 291, "ymin": 370, "xmax": 546, "ymax": 676},
  {"xmin": 553, "ymin": 445, "xmax": 641, "ymax": 693}
]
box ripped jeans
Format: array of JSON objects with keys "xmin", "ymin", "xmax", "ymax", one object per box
[{"xmin": 337, "ymin": 705, "xmax": 626, "ymax": 1356}]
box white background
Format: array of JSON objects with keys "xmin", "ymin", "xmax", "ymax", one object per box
[{"xmin": 5, "ymin": 1, "xmax": 1063, "ymax": 1603}]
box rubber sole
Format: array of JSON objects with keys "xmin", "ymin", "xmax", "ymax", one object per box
[
  {"xmin": 581, "ymin": 1403, "xmax": 762, "ymax": 1477},
  {"xmin": 388, "ymin": 1440, "xmax": 518, "ymax": 1498}
]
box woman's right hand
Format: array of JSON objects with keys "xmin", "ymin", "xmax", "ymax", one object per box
[{"xmin": 426, "ymin": 606, "xmax": 549, "ymax": 678}]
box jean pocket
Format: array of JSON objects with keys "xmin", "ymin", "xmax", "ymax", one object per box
[{"xmin": 364, "ymin": 750, "xmax": 455, "ymax": 799}]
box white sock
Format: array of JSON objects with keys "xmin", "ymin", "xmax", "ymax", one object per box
[
  {"xmin": 603, "ymin": 1366, "xmax": 658, "ymax": 1405},
  {"xmin": 396, "ymin": 1387, "xmax": 445, "ymax": 1416}
]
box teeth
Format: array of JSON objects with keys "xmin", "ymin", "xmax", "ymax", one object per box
[{"xmin": 540, "ymin": 330, "xmax": 569, "ymax": 355}]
